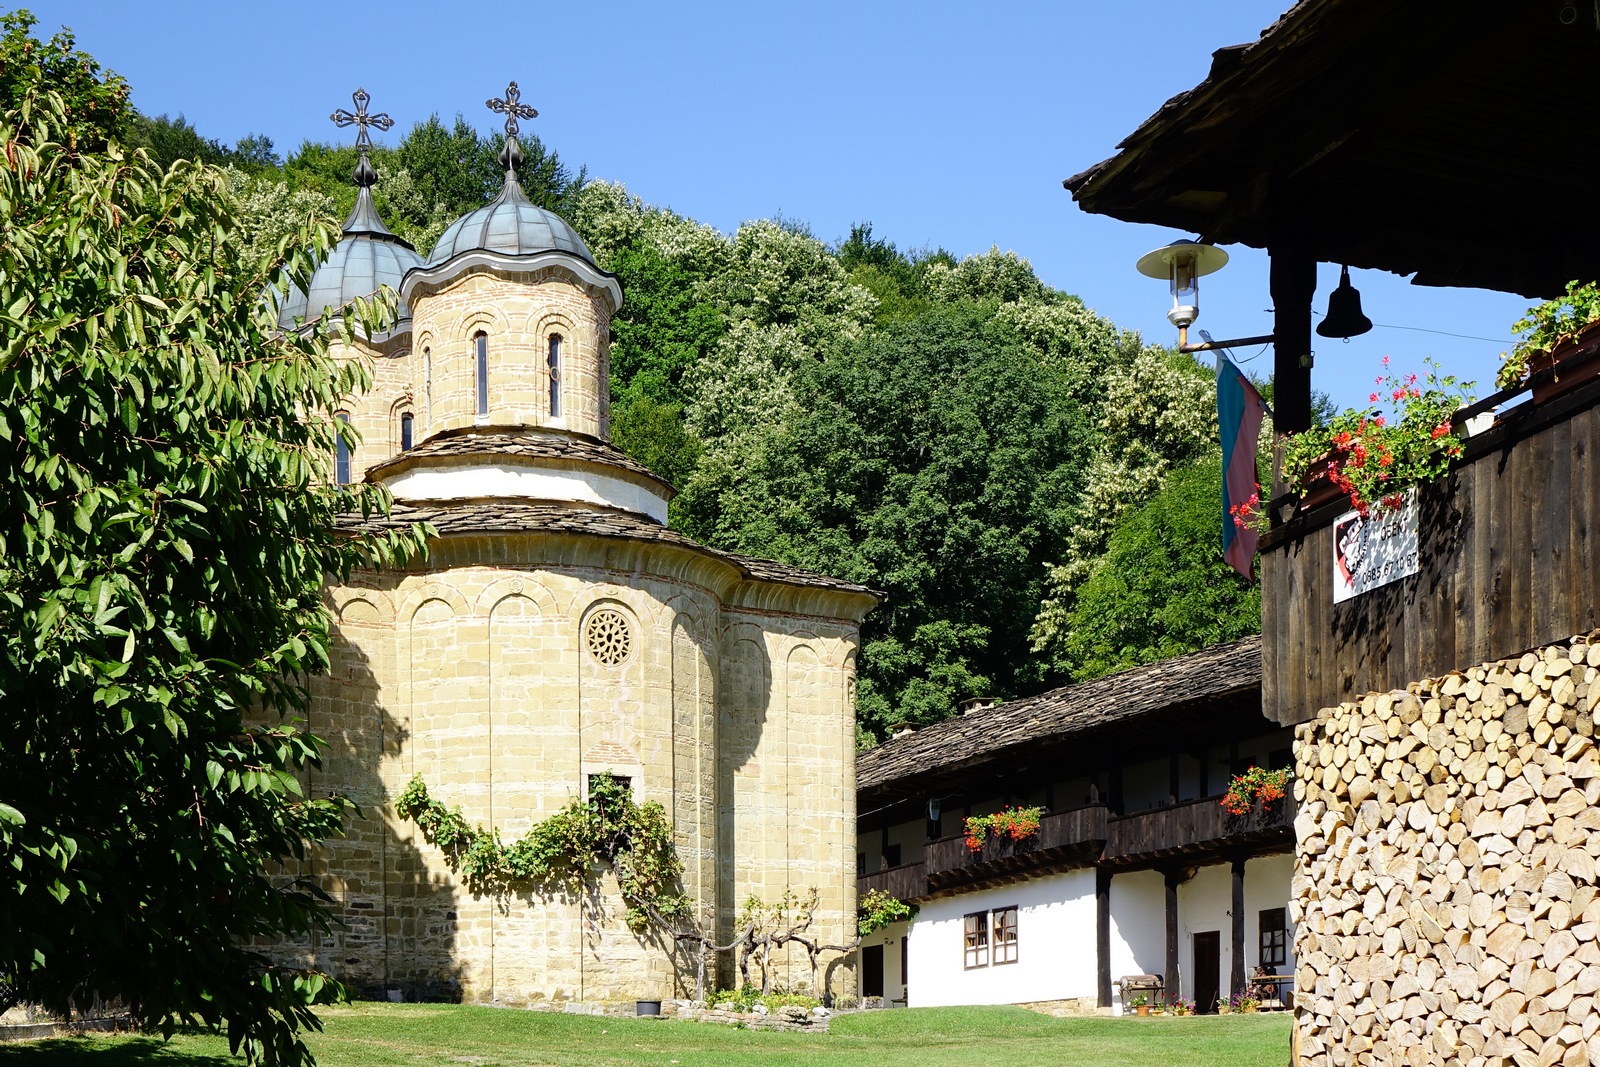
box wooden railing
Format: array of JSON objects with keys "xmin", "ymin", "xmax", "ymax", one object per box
[
  {"xmin": 857, "ymin": 861, "xmax": 928, "ymax": 902},
  {"xmin": 1104, "ymin": 795, "xmax": 1295, "ymax": 863},
  {"xmin": 924, "ymin": 804, "xmax": 1109, "ymax": 886}
]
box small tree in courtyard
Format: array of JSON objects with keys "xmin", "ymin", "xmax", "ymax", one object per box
[{"xmin": 0, "ymin": 16, "xmax": 426, "ymax": 1066}]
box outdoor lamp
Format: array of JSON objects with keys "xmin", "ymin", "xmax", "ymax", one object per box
[{"xmin": 1136, "ymin": 239, "xmax": 1230, "ymax": 346}]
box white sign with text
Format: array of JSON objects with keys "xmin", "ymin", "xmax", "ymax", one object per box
[{"xmin": 1332, "ymin": 492, "xmax": 1420, "ymax": 604}]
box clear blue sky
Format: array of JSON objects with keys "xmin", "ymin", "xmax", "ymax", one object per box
[{"xmin": 32, "ymin": 1, "xmax": 1530, "ymax": 414}]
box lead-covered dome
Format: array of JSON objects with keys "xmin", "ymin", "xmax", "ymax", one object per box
[
  {"xmin": 274, "ymin": 134, "xmax": 423, "ymax": 333},
  {"xmin": 425, "ymin": 178, "xmax": 594, "ymax": 267}
]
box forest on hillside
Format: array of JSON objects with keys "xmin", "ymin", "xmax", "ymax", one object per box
[{"xmin": 126, "ymin": 106, "xmax": 1263, "ymax": 744}]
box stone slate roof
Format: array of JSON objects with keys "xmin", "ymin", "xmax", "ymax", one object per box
[
  {"xmin": 857, "ymin": 635, "xmax": 1263, "ymax": 799},
  {"xmin": 366, "ymin": 428, "xmax": 670, "ymax": 491},
  {"xmin": 342, "ymin": 499, "xmax": 877, "ymax": 598}
]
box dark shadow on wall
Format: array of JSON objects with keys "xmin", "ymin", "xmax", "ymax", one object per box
[
  {"xmin": 296, "ymin": 591, "xmax": 463, "ymax": 1003},
  {"xmin": 714, "ymin": 627, "xmax": 775, "ymax": 990}
]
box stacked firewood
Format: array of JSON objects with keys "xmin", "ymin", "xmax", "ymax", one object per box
[{"xmin": 1293, "ymin": 634, "xmax": 1600, "ymax": 1067}]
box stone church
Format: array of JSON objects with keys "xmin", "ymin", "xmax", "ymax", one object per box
[{"xmin": 273, "ymin": 86, "xmax": 876, "ymax": 1006}]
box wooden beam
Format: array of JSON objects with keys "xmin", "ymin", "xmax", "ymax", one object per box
[
  {"xmin": 1268, "ymin": 232, "xmax": 1316, "ymax": 435},
  {"xmin": 1230, "ymin": 857, "xmax": 1248, "ymax": 1000},
  {"xmin": 1097, "ymin": 868, "xmax": 1113, "ymax": 1008},
  {"xmin": 1164, "ymin": 869, "xmax": 1182, "ymax": 1001}
]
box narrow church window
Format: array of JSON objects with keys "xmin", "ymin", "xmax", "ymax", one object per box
[
  {"xmin": 584, "ymin": 608, "xmax": 633, "ymax": 665},
  {"xmin": 475, "ymin": 332, "xmax": 489, "ymax": 416},
  {"xmin": 400, "ymin": 411, "xmax": 414, "ymax": 450},
  {"xmin": 962, "ymin": 911, "xmax": 989, "ymax": 969},
  {"xmin": 548, "ymin": 335, "xmax": 562, "ymax": 417},
  {"xmin": 991, "ymin": 906, "xmax": 1019, "ymax": 965},
  {"xmin": 334, "ymin": 413, "xmax": 351, "ymax": 486},
  {"xmin": 422, "ymin": 346, "xmax": 431, "ymax": 408}
]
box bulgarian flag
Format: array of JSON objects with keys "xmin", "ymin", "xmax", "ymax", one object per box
[{"xmin": 1218, "ymin": 355, "xmax": 1267, "ymax": 579}]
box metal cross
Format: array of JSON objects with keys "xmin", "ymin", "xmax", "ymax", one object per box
[
  {"xmin": 486, "ymin": 81, "xmax": 538, "ymax": 141},
  {"xmin": 331, "ymin": 88, "xmax": 394, "ymax": 152}
]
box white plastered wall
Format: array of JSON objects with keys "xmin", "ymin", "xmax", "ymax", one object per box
[
  {"xmin": 1173, "ymin": 853, "xmax": 1296, "ymax": 1005},
  {"xmin": 385, "ymin": 462, "xmax": 669, "ymax": 523},
  {"xmin": 858, "ymin": 919, "xmax": 910, "ymax": 1005},
  {"xmin": 904, "ymin": 870, "xmax": 1097, "ymax": 1007}
]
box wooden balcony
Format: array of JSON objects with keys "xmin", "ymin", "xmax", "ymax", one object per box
[
  {"xmin": 923, "ymin": 804, "xmax": 1109, "ymax": 894},
  {"xmin": 1103, "ymin": 795, "xmax": 1296, "ymax": 867},
  {"xmin": 1261, "ymin": 375, "xmax": 1600, "ymax": 725},
  {"xmin": 857, "ymin": 861, "xmax": 928, "ymax": 902}
]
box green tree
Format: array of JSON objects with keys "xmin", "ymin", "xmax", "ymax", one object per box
[
  {"xmin": 0, "ymin": 42, "xmax": 426, "ymax": 1067},
  {"xmin": 0, "ymin": 11, "xmax": 126, "ymax": 150},
  {"xmin": 1029, "ymin": 347, "xmax": 1220, "ymax": 668},
  {"xmin": 1053, "ymin": 458, "xmax": 1261, "ymax": 681},
  {"xmin": 679, "ymin": 304, "xmax": 1093, "ymax": 738}
]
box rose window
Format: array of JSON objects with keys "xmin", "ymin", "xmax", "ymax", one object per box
[{"xmin": 584, "ymin": 608, "xmax": 633, "ymax": 665}]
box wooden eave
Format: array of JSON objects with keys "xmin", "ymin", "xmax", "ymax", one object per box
[
  {"xmin": 1065, "ymin": 0, "xmax": 1600, "ymax": 298},
  {"xmin": 856, "ymin": 636, "xmax": 1265, "ymax": 810}
]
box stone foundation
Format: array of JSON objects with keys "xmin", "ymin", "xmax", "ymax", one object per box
[{"xmin": 1292, "ymin": 631, "xmax": 1600, "ymax": 1067}]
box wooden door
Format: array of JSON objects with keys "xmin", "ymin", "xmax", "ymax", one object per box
[
  {"xmin": 862, "ymin": 944, "xmax": 885, "ymax": 998},
  {"xmin": 1194, "ymin": 931, "xmax": 1221, "ymax": 1013}
]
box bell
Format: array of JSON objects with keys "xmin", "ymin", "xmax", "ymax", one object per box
[{"xmin": 1317, "ymin": 265, "xmax": 1373, "ymax": 339}]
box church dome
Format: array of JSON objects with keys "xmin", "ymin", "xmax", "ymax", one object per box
[
  {"xmin": 425, "ymin": 179, "xmax": 594, "ymax": 267},
  {"xmin": 275, "ymin": 207, "xmax": 424, "ymax": 331},
  {"xmin": 275, "ymin": 91, "xmax": 422, "ymax": 333}
]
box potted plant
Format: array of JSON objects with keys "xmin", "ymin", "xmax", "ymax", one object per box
[
  {"xmin": 1275, "ymin": 358, "xmax": 1472, "ymax": 520},
  {"xmin": 1220, "ymin": 765, "xmax": 1290, "ymax": 816},
  {"xmin": 1131, "ymin": 993, "xmax": 1150, "ymax": 1017},
  {"xmin": 1497, "ymin": 280, "xmax": 1600, "ymax": 402},
  {"xmin": 963, "ymin": 805, "xmax": 1043, "ymax": 853}
]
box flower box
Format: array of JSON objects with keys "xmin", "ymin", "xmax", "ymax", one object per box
[{"xmin": 1529, "ymin": 319, "xmax": 1600, "ymax": 404}]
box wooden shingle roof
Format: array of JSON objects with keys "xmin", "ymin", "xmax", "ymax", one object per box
[
  {"xmin": 1065, "ymin": 0, "xmax": 1600, "ymax": 297},
  {"xmin": 858, "ymin": 635, "xmax": 1262, "ymax": 802},
  {"xmin": 366, "ymin": 428, "xmax": 671, "ymax": 493}
]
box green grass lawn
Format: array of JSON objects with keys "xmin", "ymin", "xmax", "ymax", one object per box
[{"xmin": 0, "ymin": 1003, "xmax": 1291, "ymax": 1067}]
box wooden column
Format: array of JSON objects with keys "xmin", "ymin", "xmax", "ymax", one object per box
[
  {"xmin": 1168, "ymin": 749, "xmax": 1180, "ymax": 806},
  {"xmin": 1164, "ymin": 869, "xmax": 1181, "ymax": 1002},
  {"xmin": 1109, "ymin": 762, "xmax": 1124, "ymax": 817},
  {"xmin": 1230, "ymin": 857, "xmax": 1248, "ymax": 1000},
  {"xmin": 1268, "ymin": 234, "xmax": 1316, "ymax": 436},
  {"xmin": 1097, "ymin": 868, "xmax": 1113, "ymax": 1008}
]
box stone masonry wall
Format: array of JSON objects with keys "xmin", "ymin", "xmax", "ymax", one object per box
[
  {"xmin": 284, "ymin": 536, "xmax": 863, "ymax": 1007},
  {"xmin": 1292, "ymin": 630, "xmax": 1600, "ymax": 1067}
]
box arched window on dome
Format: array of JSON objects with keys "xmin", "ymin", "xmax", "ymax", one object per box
[
  {"xmin": 399, "ymin": 410, "xmax": 414, "ymax": 451},
  {"xmin": 548, "ymin": 335, "xmax": 562, "ymax": 418},
  {"xmin": 474, "ymin": 333, "xmax": 489, "ymax": 417},
  {"xmin": 335, "ymin": 412, "xmax": 352, "ymax": 486},
  {"xmin": 421, "ymin": 346, "xmax": 431, "ymax": 412}
]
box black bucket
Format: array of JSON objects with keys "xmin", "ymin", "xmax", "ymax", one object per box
[{"xmin": 635, "ymin": 1000, "xmax": 662, "ymax": 1017}]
